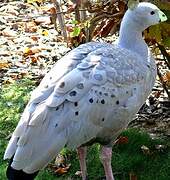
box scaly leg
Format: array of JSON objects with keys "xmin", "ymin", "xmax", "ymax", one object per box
[
  {"xmin": 100, "ymin": 146, "xmax": 115, "ymax": 180},
  {"xmin": 77, "ymin": 146, "xmax": 87, "ymax": 180}
]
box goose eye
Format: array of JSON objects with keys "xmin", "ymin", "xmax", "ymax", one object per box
[{"xmin": 150, "ymin": 11, "xmax": 155, "ymax": 15}]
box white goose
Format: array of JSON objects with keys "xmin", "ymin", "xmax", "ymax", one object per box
[{"xmin": 4, "ymin": 1, "xmax": 167, "ymax": 180}]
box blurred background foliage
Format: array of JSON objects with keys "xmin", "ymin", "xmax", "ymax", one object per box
[{"xmin": 23, "ymin": 0, "xmax": 170, "ymax": 47}]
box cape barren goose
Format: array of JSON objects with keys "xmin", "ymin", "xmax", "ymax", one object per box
[{"xmin": 4, "ymin": 1, "xmax": 167, "ymax": 180}]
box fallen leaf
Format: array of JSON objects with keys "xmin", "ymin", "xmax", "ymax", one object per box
[
  {"xmin": 67, "ymin": 4, "xmax": 76, "ymax": 13},
  {"xmin": 163, "ymin": 71, "xmax": 170, "ymax": 87},
  {"xmin": 118, "ymin": 0, "xmax": 126, "ymax": 12},
  {"xmin": 75, "ymin": 170, "xmax": 82, "ymax": 176},
  {"xmin": 7, "ymin": 9, "xmax": 19, "ymax": 16},
  {"xmin": 0, "ymin": 51, "xmax": 11, "ymax": 56},
  {"xmin": 155, "ymin": 144, "xmax": 167, "ymax": 152},
  {"xmin": 25, "ymin": 21, "xmax": 37, "ymax": 33},
  {"xmin": 31, "ymin": 36, "xmax": 39, "ymax": 41},
  {"xmin": 2, "ymin": 29, "xmax": 17, "ymax": 37},
  {"xmin": 3, "ymin": 77, "xmax": 15, "ymax": 84},
  {"xmin": 30, "ymin": 56, "xmax": 39, "ymax": 64},
  {"xmin": 115, "ymin": 136, "xmax": 129, "ymax": 145},
  {"xmin": 41, "ymin": 29, "xmax": 49, "ymax": 36},
  {"xmin": 27, "ymin": 0, "xmax": 44, "ymax": 4},
  {"xmin": 55, "ymin": 165, "xmax": 70, "ymax": 175},
  {"xmin": 154, "ymin": 90, "xmax": 162, "ymax": 98},
  {"xmin": 47, "ymin": 154, "xmax": 71, "ymax": 175},
  {"xmin": 11, "ymin": 23, "xmax": 19, "ymax": 30},
  {"xmin": 9, "ymin": 73, "xmax": 20, "ymax": 80},
  {"xmin": 34, "ymin": 16, "xmax": 51, "ymax": 25},
  {"xmin": 0, "ymin": 61, "xmax": 10, "ymax": 69},
  {"xmin": 49, "ymin": 6, "xmax": 56, "ymax": 15},
  {"xmin": 129, "ymin": 172, "xmax": 138, "ymax": 180},
  {"xmin": 141, "ymin": 145, "xmax": 150, "ymax": 155},
  {"xmin": 66, "ymin": 25, "xmax": 73, "ymax": 32},
  {"xmin": 23, "ymin": 47, "xmax": 42, "ymax": 56}
]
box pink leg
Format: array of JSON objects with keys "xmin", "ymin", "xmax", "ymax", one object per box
[
  {"xmin": 100, "ymin": 146, "xmax": 115, "ymax": 180},
  {"xmin": 77, "ymin": 146, "xmax": 87, "ymax": 180}
]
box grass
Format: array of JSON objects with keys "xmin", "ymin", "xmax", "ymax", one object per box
[{"xmin": 0, "ymin": 79, "xmax": 170, "ymax": 180}]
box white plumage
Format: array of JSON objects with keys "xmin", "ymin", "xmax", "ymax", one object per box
[{"xmin": 4, "ymin": 2, "xmax": 167, "ymax": 179}]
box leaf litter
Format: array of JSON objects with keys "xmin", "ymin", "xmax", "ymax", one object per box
[{"xmin": 0, "ymin": 0, "xmax": 70, "ymax": 88}]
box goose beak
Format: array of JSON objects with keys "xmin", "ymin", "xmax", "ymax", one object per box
[{"xmin": 159, "ymin": 10, "xmax": 167, "ymax": 22}]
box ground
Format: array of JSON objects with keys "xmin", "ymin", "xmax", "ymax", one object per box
[
  {"xmin": 0, "ymin": 1, "xmax": 170, "ymax": 180},
  {"xmin": 0, "ymin": 81, "xmax": 169, "ymax": 179}
]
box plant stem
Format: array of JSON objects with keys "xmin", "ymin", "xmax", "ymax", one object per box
[
  {"xmin": 51, "ymin": 0, "xmax": 67, "ymax": 41},
  {"xmin": 157, "ymin": 65, "xmax": 170, "ymax": 99},
  {"xmin": 157, "ymin": 43, "xmax": 170, "ymax": 69}
]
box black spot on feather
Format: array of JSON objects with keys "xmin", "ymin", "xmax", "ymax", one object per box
[
  {"xmin": 77, "ymin": 83, "xmax": 84, "ymax": 89},
  {"xmin": 69, "ymin": 91, "xmax": 77, "ymax": 96},
  {"xmin": 111, "ymin": 94, "xmax": 115, "ymax": 98},
  {"xmin": 89, "ymin": 98, "xmax": 93, "ymax": 103},
  {"xmin": 101, "ymin": 99, "xmax": 105, "ymax": 104},
  {"xmin": 59, "ymin": 82, "xmax": 65, "ymax": 88},
  {"xmin": 74, "ymin": 102, "xmax": 78, "ymax": 107}
]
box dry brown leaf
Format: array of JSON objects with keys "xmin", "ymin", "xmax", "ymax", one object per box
[
  {"xmin": 0, "ymin": 61, "xmax": 10, "ymax": 69},
  {"xmin": 165, "ymin": 71, "xmax": 170, "ymax": 80},
  {"xmin": 25, "ymin": 21, "xmax": 37, "ymax": 33},
  {"xmin": 154, "ymin": 90, "xmax": 162, "ymax": 98},
  {"xmin": 0, "ymin": 51, "xmax": 11, "ymax": 56},
  {"xmin": 7, "ymin": 9, "xmax": 19, "ymax": 16},
  {"xmin": 31, "ymin": 36, "xmax": 39, "ymax": 41},
  {"xmin": 115, "ymin": 136, "xmax": 129, "ymax": 145},
  {"xmin": 34, "ymin": 16, "xmax": 51, "ymax": 25},
  {"xmin": 49, "ymin": 6, "xmax": 56, "ymax": 15},
  {"xmin": 66, "ymin": 25, "xmax": 73, "ymax": 32},
  {"xmin": 11, "ymin": 23, "xmax": 19, "ymax": 30},
  {"xmin": 9, "ymin": 73, "xmax": 20, "ymax": 80},
  {"xmin": 162, "ymin": 71, "xmax": 170, "ymax": 87},
  {"xmin": 54, "ymin": 167, "xmax": 68, "ymax": 175},
  {"xmin": 23, "ymin": 47, "xmax": 42, "ymax": 56},
  {"xmin": 2, "ymin": 29, "xmax": 17, "ymax": 37},
  {"xmin": 3, "ymin": 77, "xmax": 15, "ymax": 84},
  {"xmin": 118, "ymin": 0, "xmax": 126, "ymax": 12},
  {"xmin": 129, "ymin": 172, "xmax": 138, "ymax": 180},
  {"xmin": 30, "ymin": 56, "xmax": 39, "ymax": 64},
  {"xmin": 27, "ymin": 0, "xmax": 44, "ymax": 4},
  {"xmin": 67, "ymin": 4, "xmax": 76, "ymax": 13}
]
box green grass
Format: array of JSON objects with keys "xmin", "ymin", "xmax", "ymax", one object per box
[{"xmin": 0, "ymin": 79, "xmax": 170, "ymax": 180}]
